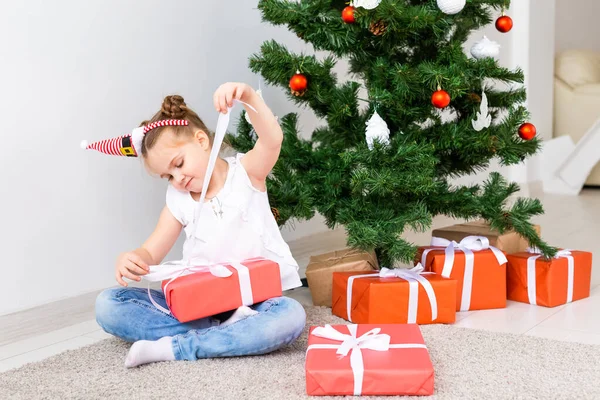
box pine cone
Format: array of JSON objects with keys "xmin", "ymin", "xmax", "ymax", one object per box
[
  {"xmin": 291, "ymin": 89, "xmax": 306, "ymax": 97},
  {"xmin": 369, "ymin": 20, "xmax": 386, "ymax": 36},
  {"xmin": 490, "ymin": 136, "xmax": 498, "ymax": 153},
  {"xmin": 271, "ymin": 207, "xmax": 281, "ymax": 221},
  {"xmin": 468, "ymin": 92, "xmax": 482, "ymax": 103}
]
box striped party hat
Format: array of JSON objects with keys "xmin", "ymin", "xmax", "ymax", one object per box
[{"xmin": 80, "ymin": 119, "xmax": 189, "ymax": 157}]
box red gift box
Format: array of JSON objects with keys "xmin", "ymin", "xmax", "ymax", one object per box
[
  {"xmin": 417, "ymin": 236, "xmax": 508, "ymax": 311},
  {"xmin": 152, "ymin": 258, "xmax": 282, "ymax": 322},
  {"xmin": 331, "ymin": 267, "xmax": 457, "ymax": 325},
  {"xmin": 507, "ymin": 249, "xmax": 592, "ymax": 307},
  {"xmin": 305, "ymin": 324, "xmax": 434, "ymax": 396}
]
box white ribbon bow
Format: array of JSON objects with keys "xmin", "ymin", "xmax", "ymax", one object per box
[
  {"xmin": 306, "ymin": 324, "xmax": 427, "ymax": 396},
  {"xmin": 144, "ymin": 261, "xmax": 233, "ymax": 282},
  {"xmin": 525, "ymin": 247, "xmax": 574, "ymax": 305},
  {"xmin": 421, "ymin": 235, "xmax": 507, "ymax": 311}
]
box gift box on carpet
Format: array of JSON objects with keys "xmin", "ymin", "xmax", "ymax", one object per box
[
  {"xmin": 417, "ymin": 236, "xmax": 508, "ymax": 311},
  {"xmin": 331, "ymin": 266, "xmax": 456, "ymax": 324},
  {"xmin": 432, "ymin": 220, "xmax": 540, "ymax": 254},
  {"xmin": 146, "ymin": 258, "xmax": 282, "ymax": 323},
  {"xmin": 305, "ymin": 248, "xmax": 378, "ymax": 307},
  {"xmin": 507, "ymin": 248, "xmax": 592, "ymax": 307},
  {"xmin": 305, "ymin": 323, "xmax": 434, "ymax": 396}
]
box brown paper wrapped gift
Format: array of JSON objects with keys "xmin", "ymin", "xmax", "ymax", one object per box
[
  {"xmin": 431, "ymin": 220, "xmax": 541, "ymax": 254},
  {"xmin": 305, "ymin": 248, "xmax": 378, "ymax": 307}
]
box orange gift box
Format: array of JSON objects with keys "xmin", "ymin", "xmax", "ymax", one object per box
[
  {"xmin": 417, "ymin": 245, "xmax": 507, "ymax": 311},
  {"xmin": 331, "ymin": 270, "xmax": 456, "ymax": 324},
  {"xmin": 506, "ymin": 250, "xmax": 592, "ymax": 307},
  {"xmin": 305, "ymin": 324, "xmax": 434, "ymax": 396},
  {"xmin": 161, "ymin": 259, "xmax": 282, "ymax": 322}
]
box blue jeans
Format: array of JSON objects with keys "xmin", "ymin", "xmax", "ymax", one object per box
[{"xmin": 95, "ymin": 287, "xmax": 306, "ymax": 361}]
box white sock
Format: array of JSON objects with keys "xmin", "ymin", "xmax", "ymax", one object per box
[
  {"xmin": 124, "ymin": 336, "xmax": 175, "ymax": 368},
  {"xmin": 219, "ymin": 306, "xmax": 258, "ymax": 327}
]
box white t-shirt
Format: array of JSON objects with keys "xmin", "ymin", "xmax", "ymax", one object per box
[{"xmin": 165, "ymin": 152, "xmax": 302, "ymax": 292}]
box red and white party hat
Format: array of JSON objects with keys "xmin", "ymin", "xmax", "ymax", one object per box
[{"xmin": 80, "ymin": 119, "xmax": 189, "ymax": 157}]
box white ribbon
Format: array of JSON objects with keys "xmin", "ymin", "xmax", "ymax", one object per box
[
  {"xmin": 306, "ymin": 324, "xmax": 427, "ymax": 396},
  {"xmin": 421, "ymin": 236, "xmax": 507, "ymax": 311},
  {"xmin": 345, "ymin": 263, "xmax": 437, "ymax": 323},
  {"xmin": 188, "ymin": 100, "xmax": 257, "ymax": 254},
  {"xmin": 525, "ymin": 247, "xmax": 574, "ymax": 305},
  {"xmin": 229, "ymin": 262, "xmax": 254, "ymax": 306}
]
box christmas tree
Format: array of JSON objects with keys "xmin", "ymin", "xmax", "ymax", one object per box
[{"xmin": 229, "ymin": 0, "xmax": 556, "ymax": 267}]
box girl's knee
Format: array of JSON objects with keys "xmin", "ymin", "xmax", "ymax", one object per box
[
  {"xmin": 274, "ymin": 297, "xmax": 306, "ymax": 339},
  {"xmin": 95, "ymin": 288, "xmax": 121, "ymax": 333}
]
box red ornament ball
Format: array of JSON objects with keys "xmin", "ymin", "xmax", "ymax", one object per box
[
  {"xmin": 518, "ymin": 122, "xmax": 536, "ymax": 140},
  {"xmin": 495, "ymin": 15, "xmax": 513, "ymax": 33},
  {"xmin": 342, "ymin": 6, "xmax": 355, "ymax": 24},
  {"xmin": 289, "ymin": 72, "xmax": 308, "ymax": 95},
  {"xmin": 432, "ymin": 89, "xmax": 451, "ymax": 108}
]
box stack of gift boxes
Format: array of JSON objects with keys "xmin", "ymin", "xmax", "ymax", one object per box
[
  {"xmin": 303, "ymin": 220, "xmax": 593, "ymax": 396},
  {"xmin": 146, "ymin": 221, "xmax": 592, "ymax": 397}
]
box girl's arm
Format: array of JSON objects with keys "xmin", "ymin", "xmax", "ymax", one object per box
[
  {"xmin": 140, "ymin": 206, "xmax": 183, "ymax": 265},
  {"xmin": 214, "ymin": 82, "xmax": 282, "ymax": 190},
  {"xmin": 115, "ymin": 206, "xmax": 182, "ymax": 286}
]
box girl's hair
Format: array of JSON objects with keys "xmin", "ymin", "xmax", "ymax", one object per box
[{"xmin": 140, "ymin": 95, "xmax": 212, "ymax": 158}]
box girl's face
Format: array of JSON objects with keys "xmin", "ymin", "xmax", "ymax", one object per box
[{"xmin": 144, "ymin": 129, "xmax": 211, "ymax": 193}]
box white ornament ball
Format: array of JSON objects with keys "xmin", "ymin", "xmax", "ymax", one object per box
[
  {"xmin": 470, "ymin": 36, "xmax": 501, "ymax": 59},
  {"xmin": 353, "ymin": 0, "xmax": 382, "ymax": 10},
  {"xmin": 436, "ymin": 0, "xmax": 466, "ymax": 15}
]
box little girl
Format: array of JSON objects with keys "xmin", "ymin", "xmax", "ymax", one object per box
[{"xmin": 89, "ymin": 82, "xmax": 306, "ymax": 368}]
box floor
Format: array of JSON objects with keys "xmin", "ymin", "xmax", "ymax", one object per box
[{"xmin": 1, "ymin": 186, "xmax": 599, "ymax": 372}]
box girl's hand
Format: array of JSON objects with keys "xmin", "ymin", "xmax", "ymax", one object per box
[
  {"xmin": 115, "ymin": 251, "xmax": 149, "ymax": 287},
  {"xmin": 213, "ymin": 82, "xmax": 254, "ymax": 114}
]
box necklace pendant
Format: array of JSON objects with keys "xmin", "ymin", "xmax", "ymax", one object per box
[{"xmin": 210, "ymin": 196, "xmax": 224, "ymax": 219}]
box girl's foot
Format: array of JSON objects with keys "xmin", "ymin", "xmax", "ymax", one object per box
[
  {"xmin": 124, "ymin": 336, "xmax": 175, "ymax": 368},
  {"xmin": 220, "ymin": 306, "xmax": 258, "ymax": 327}
]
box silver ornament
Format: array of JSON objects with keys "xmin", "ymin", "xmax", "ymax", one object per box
[
  {"xmin": 353, "ymin": 0, "xmax": 382, "ymax": 10},
  {"xmin": 436, "ymin": 0, "xmax": 466, "ymax": 15},
  {"xmin": 470, "ymin": 36, "xmax": 501, "ymax": 60}
]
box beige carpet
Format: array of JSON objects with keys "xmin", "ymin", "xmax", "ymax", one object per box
[{"xmin": 1, "ymin": 306, "xmax": 600, "ymax": 400}]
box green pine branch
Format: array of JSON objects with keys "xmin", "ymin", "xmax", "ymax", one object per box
[{"xmin": 241, "ymin": 0, "xmax": 555, "ymax": 264}]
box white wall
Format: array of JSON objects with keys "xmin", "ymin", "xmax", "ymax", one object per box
[
  {"xmin": 555, "ymin": 0, "xmax": 600, "ymax": 53},
  {"xmin": 454, "ymin": 1, "xmax": 556, "ymax": 187},
  {"xmin": 506, "ymin": 0, "xmax": 556, "ymax": 184},
  {"xmin": 0, "ymin": 0, "xmax": 322, "ymax": 316},
  {"xmin": 523, "ymin": 0, "xmax": 556, "ymax": 183},
  {"xmin": 525, "ymin": 0, "xmax": 556, "ymax": 143}
]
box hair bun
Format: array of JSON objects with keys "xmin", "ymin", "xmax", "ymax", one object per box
[{"xmin": 161, "ymin": 95, "xmax": 188, "ymax": 119}]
